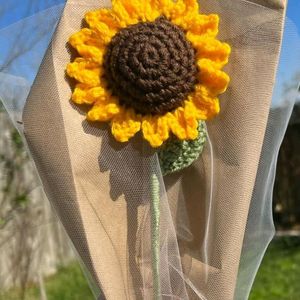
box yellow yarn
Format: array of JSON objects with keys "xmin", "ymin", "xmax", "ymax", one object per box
[
  {"xmin": 66, "ymin": 0, "xmax": 231, "ymax": 148},
  {"xmin": 142, "ymin": 115, "xmax": 170, "ymax": 147},
  {"xmin": 111, "ymin": 108, "xmax": 141, "ymax": 142}
]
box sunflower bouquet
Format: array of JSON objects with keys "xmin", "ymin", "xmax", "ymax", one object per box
[
  {"xmin": 9, "ymin": 0, "xmax": 286, "ymax": 299},
  {"xmin": 65, "ymin": 1, "xmax": 230, "ymax": 298}
]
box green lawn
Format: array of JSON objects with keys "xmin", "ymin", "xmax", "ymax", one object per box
[
  {"xmin": 0, "ymin": 263, "xmax": 94, "ymax": 300},
  {"xmin": 250, "ymin": 236, "xmax": 300, "ymax": 300},
  {"xmin": 1, "ymin": 237, "xmax": 300, "ymax": 300}
]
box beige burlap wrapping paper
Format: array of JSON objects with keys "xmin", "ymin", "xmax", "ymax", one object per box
[{"xmin": 23, "ymin": 1, "xmax": 286, "ymax": 299}]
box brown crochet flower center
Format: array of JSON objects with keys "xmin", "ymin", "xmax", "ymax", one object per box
[{"xmin": 103, "ymin": 17, "xmax": 198, "ymax": 115}]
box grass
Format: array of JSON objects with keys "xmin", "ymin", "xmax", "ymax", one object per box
[
  {"xmin": 250, "ymin": 236, "xmax": 300, "ymax": 300},
  {"xmin": 42, "ymin": 264, "xmax": 94, "ymax": 300},
  {"xmin": 0, "ymin": 263, "xmax": 94, "ymax": 300},
  {"xmin": 1, "ymin": 237, "xmax": 300, "ymax": 300}
]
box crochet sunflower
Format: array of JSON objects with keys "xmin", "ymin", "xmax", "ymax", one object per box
[{"xmin": 66, "ymin": 0, "xmax": 230, "ymax": 148}]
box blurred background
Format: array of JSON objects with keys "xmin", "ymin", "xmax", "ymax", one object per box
[{"xmin": 0, "ymin": 1, "xmax": 300, "ymax": 300}]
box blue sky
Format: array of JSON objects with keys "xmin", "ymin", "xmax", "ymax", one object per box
[
  {"xmin": 286, "ymin": 0, "xmax": 300, "ymax": 34},
  {"xmin": 0, "ymin": 0, "xmax": 66, "ymax": 84},
  {"xmin": 0, "ymin": 0, "xmax": 66, "ymax": 29},
  {"xmin": 0, "ymin": 0, "xmax": 66, "ymax": 114},
  {"xmin": 272, "ymin": 0, "xmax": 300, "ymax": 105}
]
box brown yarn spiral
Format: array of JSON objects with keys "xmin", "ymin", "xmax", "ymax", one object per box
[{"xmin": 103, "ymin": 17, "xmax": 198, "ymax": 115}]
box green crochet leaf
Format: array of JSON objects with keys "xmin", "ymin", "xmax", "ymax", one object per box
[{"xmin": 158, "ymin": 121, "xmax": 207, "ymax": 176}]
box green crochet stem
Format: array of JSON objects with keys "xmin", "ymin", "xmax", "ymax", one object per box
[
  {"xmin": 150, "ymin": 173, "xmax": 161, "ymax": 300},
  {"xmin": 150, "ymin": 121, "xmax": 207, "ymax": 299}
]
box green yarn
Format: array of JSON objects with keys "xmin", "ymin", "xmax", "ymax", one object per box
[
  {"xmin": 149, "ymin": 122, "xmax": 206, "ymax": 299},
  {"xmin": 150, "ymin": 173, "xmax": 161, "ymax": 300},
  {"xmin": 158, "ymin": 121, "xmax": 207, "ymax": 176}
]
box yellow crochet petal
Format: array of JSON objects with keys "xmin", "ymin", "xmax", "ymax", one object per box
[
  {"xmin": 168, "ymin": 107, "xmax": 198, "ymax": 140},
  {"xmin": 87, "ymin": 100, "xmax": 121, "ymax": 122},
  {"xmin": 144, "ymin": 1, "xmax": 161, "ymax": 21},
  {"xmin": 72, "ymin": 84, "xmax": 110, "ymax": 105},
  {"xmin": 170, "ymin": 0, "xmax": 199, "ymax": 23},
  {"xmin": 187, "ymin": 34, "xmax": 231, "ymax": 67},
  {"xmin": 72, "ymin": 84, "xmax": 92, "ymax": 105},
  {"xmin": 69, "ymin": 28, "xmax": 104, "ymax": 48},
  {"xmin": 191, "ymin": 85, "xmax": 220, "ymax": 120},
  {"xmin": 178, "ymin": 0, "xmax": 199, "ymax": 13},
  {"xmin": 69, "ymin": 28, "xmax": 106, "ymax": 63},
  {"xmin": 197, "ymin": 59, "xmax": 230, "ymax": 95},
  {"xmin": 115, "ymin": 0, "xmax": 147, "ymax": 21},
  {"xmin": 180, "ymin": 14, "xmax": 219, "ymax": 36},
  {"xmin": 85, "ymin": 9, "xmax": 121, "ymax": 30},
  {"xmin": 155, "ymin": 0, "xmax": 175, "ymax": 19},
  {"xmin": 142, "ymin": 115, "xmax": 170, "ymax": 148},
  {"xmin": 111, "ymin": 0, "xmax": 139, "ymax": 26},
  {"xmin": 111, "ymin": 108, "xmax": 141, "ymax": 143},
  {"xmin": 66, "ymin": 58, "xmax": 102, "ymax": 87},
  {"xmin": 85, "ymin": 9, "xmax": 119, "ymax": 41}
]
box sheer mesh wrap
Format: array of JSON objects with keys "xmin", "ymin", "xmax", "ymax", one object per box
[{"xmin": 1, "ymin": 0, "xmax": 299, "ymax": 299}]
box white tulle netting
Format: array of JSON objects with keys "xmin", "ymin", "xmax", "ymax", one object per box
[{"xmin": 1, "ymin": 1, "xmax": 299, "ymax": 299}]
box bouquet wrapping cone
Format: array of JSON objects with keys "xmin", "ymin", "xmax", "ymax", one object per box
[{"xmin": 22, "ymin": 0, "xmax": 286, "ymax": 299}]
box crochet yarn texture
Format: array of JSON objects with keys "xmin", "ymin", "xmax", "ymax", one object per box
[
  {"xmin": 159, "ymin": 121, "xmax": 207, "ymax": 176},
  {"xmin": 67, "ymin": 0, "xmax": 231, "ymax": 147},
  {"xmin": 104, "ymin": 17, "xmax": 198, "ymax": 115}
]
